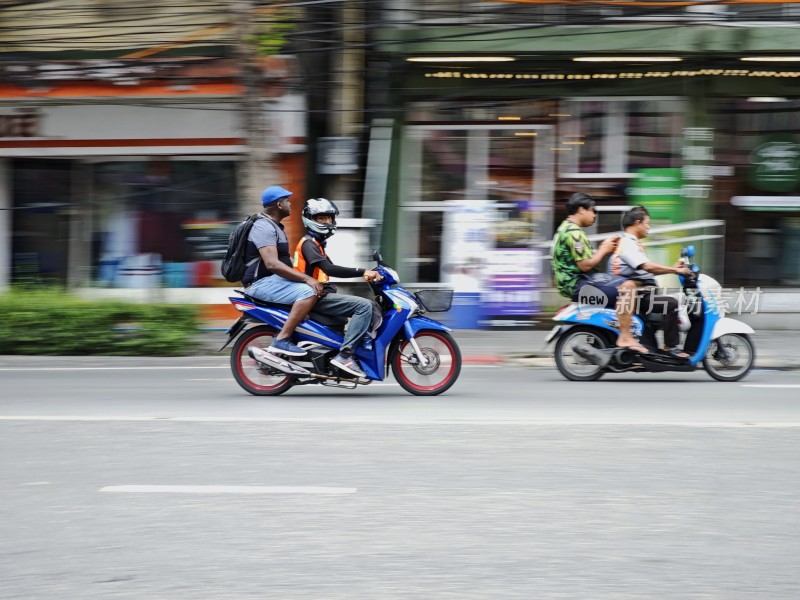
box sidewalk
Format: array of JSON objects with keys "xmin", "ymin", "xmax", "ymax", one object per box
[
  {"xmin": 195, "ymin": 326, "xmax": 799, "ymax": 370},
  {"xmin": 0, "ymin": 325, "xmax": 793, "ymax": 370}
]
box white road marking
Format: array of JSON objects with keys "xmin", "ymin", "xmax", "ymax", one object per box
[
  {"xmin": 741, "ymin": 384, "xmax": 800, "ymax": 388},
  {"xmin": 0, "ymin": 365, "xmax": 493, "ymax": 373},
  {"xmin": 0, "ymin": 366, "xmax": 228, "ymax": 372},
  {"xmin": 185, "ymin": 379, "xmax": 398, "ymax": 386},
  {"xmin": 3, "ymin": 416, "xmax": 800, "ymax": 427},
  {"xmin": 100, "ymin": 485, "xmax": 356, "ymax": 495}
]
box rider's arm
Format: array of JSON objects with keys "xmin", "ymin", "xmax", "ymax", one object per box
[
  {"xmin": 249, "ymin": 221, "xmax": 321, "ymax": 291},
  {"xmin": 313, "ymin": 257, "xmax": 365, "ymax": 279},
  {"xmin": 259, "ymin": 245, "xmax": 322, "ymax": 287},
  {"xmin": 303, "ymin": 240, "xmax": 379, "ymax": 281},
  {"xmin": 639, "ymin": 260, "xmax": 691, "ymax": 276},
  {"xmin": 575, "ymin": 236, "xmax": 619, "ymax": 272}
]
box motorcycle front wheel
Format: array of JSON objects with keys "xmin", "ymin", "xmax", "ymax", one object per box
[
  {"xmin": 391, "ymin": 330, "xmax": 461, "ymax": 396},
  {"xmin": 230, "ymin": 325, "xmax": 294, "ymax": 396},
  {"xmin": 553, "ymin": 326, "xmax": 609, "ymax": 382},
  {"xmin": 703, "ymin": 333, "xmax": 755, "ymax": 382}
]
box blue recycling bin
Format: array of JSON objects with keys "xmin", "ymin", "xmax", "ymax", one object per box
[{"xmin": 441, "ymin": 292, "xmax": 482, "ymax": 329}]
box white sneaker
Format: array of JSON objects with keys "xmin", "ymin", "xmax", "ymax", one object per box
[{"xmin": 330, "ymin": 351, "xmax": 366, "ymax": 378}]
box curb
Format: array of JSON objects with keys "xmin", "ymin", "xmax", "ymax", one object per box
[
  {"xmin": 502, "ymin": 352, "xmax": 800, "ymax": 370},
  {"xmin": 463, "ymin": 356, "xmax": 506, "ymax": 365}
]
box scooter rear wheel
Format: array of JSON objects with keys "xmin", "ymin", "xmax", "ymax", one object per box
[
  {"xmin": 703, "ymin": 333, "xmax": 755, "ymax": 382},
  {"xmin": 230, "ymin": 325, "xmax": 294, "ymax": 396},
  {"xmin": 554, "ymin": 326, "xmax": 609, "ymax": 382}
]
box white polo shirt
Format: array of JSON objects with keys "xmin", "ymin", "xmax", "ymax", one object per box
[{"xmin": 608, "ymin": 232, "xmax": 656, "ymax": 285}]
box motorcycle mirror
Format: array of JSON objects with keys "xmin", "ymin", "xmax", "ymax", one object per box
[
  {"xmin": 371, "ymin": 249, "xmax": 383, "ymax": 263},
  {"xmin": 686, "ymin": 245, "xmax": 695, "ymax": 258}
]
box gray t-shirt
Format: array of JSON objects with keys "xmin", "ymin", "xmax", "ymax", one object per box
[
  {"xmin": 248, "ymin": 215, "xmax": 287, "ymax": 249},
  {"xmin": 242, "ymin": 215, "xmax": 291, "ymax": 284},
  {"xmin": 608, "ymin": 232, "xmax": 657, "ymax": 285}
]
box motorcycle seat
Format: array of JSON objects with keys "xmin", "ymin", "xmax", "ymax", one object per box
[
  {"xmin": 236, "ymin": 290, "xmax": 348, "ymax": 330},
  {"xmin": 641, "ymin": 312, "xmax": 664, "ymax": 324}
]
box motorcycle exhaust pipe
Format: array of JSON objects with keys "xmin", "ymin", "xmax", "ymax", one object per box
[
  {"xmin": 248, "ymin": 348, "xmax": 311, "ymax": 376},
  {"xmin": 611, "ymin": 347, "xmax": 636, "ymax": 367},
  {"xmin": 573, "ymin": 344, "xmax": 611, "ymax": 368}
]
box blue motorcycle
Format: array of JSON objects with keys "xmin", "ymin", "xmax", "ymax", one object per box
[
  {"xmin": 546, "ymin": 245, "xmax": 756, "ymax": 382},
  {"xmin": 220, "ymin": 252, "xmax": 461, "ymax": 396}
]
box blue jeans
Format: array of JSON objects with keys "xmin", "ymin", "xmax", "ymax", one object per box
[
  {"xmin": 247, "ymin": 274, "xmax": 315, "ymax": 304},
  {"xmin": 314, "ymin": 293, "xmax": 376, "ymax": 351},
  {"xmin": 572, "ymin": 272, "xmax": 628, "ymax": 307}
]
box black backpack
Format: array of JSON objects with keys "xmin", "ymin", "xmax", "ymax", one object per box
[{"xmin": 220, "ymin": 214, "xmax": 261, "ymax": 283}]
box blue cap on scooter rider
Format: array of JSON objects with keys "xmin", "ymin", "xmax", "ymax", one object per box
[{"xmin": 261, "ymin": 186, "xmax": 292, "ymax": 207}]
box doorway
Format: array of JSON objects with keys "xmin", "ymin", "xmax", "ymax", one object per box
[
  {"xmin": 11, "ymin": 159, "xmax": 72, "ymax": 285},
  {"xmin": 399, "ymin": 124, "xmax": 553, "ymax": 283}
]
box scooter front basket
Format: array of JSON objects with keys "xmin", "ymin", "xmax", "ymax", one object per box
[{"xmin": 413, "ymin": 289, "xmax": 454, "ymax": 312}]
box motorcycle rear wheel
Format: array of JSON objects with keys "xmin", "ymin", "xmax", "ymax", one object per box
[
  {"xmin": 554, "ymin": 326, "xmax": 609, "ymax": 382},
  {"xmin": 703, "ymin": 333, "xmax": 755, "ymax": 382},
  {"xmin": 230, "ymin": 325, "xmax": 294, "ymax": 396},
  {"xmin": 391, "ymin": 330, "xmax": 461, "ymax": 396}
]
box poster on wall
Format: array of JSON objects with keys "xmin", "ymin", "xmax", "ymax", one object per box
[
  {"xmin": 748, "ymin": 134, "xmax": 800, "ymax": 193},
  {"xmin": 627, "ymin": 168, "xmax": 685, "ymax": 222},
  {"xmin": 440, "ymin": 200, "xmax": 493, "ymax": 294},
  {"xmin": 481, "ymin": 249, "xmax": 543, "ymax": 319},
  {"xmin": 439, "ymin": 200, "xmax": 493, "ymax": 328}
]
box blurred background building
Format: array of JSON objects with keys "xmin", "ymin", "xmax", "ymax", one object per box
[{"xmin": 2, "ymin": 1, "xmax": 800, "ymax": 323}]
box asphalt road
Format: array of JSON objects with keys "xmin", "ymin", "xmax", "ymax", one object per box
[{"xmin": 2, "ymin": 362, "xmax": 800, "ymax": 599}]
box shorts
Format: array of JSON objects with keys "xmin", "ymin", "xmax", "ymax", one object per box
[
  {"xmin": 572, "ymin": 272, "xmax": 629, "ymax": 308},
  {"xmin": 247, "ymin": 274, "xmax": 315, "ymax": 304}
]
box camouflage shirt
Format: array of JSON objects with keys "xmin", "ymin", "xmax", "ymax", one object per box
[{"xmin": 551, "ymin": 219, "xmax": 595, "ymax": 298}]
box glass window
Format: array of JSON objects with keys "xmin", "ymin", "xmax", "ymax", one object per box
[
  {"xmin": 11, "ymin": 159, "xmax": 72, "ymax": 285},
  {"xmin": 418, "ymin": 130, "xmax": 469, "ymax": 203},
  {"xmin": 562, "ymin": 99, "xmax": 685, "ymax": 173},
  {"xmin": 90, "ymin": 159, "xmax": 238, "ymax": 288},
  {"xmin": 627, "ymin": 100, "xmax": 684, "ymax": 171},
  {"xmin": 401, "ymin": 125, "xmax": 547, "ymax": 285}
]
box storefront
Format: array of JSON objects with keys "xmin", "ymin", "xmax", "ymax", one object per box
[
  {"xmin": 370, "ymin": 20, "xmax": 800, "ymax": 313},
  {"xmin": 0, "ymin": 98, "xmax": 307, "ymax": 292},
  {"xmin": 714, "ymin": 98, "xmax": 800, "ymax": 286},
  {"xmin": 385, "ymin": 97, "xmax": 697, "ymax": 324}
]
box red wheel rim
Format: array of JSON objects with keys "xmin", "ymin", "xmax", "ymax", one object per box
[
  {"xmin": 395, "ymin": 332, "xmax": 457, "ymax": 392},
  {"xmin": 235, "ymin": 331, "xmax": 291, "ymax": 392}
]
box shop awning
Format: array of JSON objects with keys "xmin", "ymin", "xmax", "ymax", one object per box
[{"xmin": 375, "ymin": 25, "xmax": 800, "ymax": 55}]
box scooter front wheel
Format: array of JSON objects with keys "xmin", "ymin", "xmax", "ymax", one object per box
[
  {"xmin": 554, "ymin": 326, "xmax": 609, "ymax": 382},
  {"xmin": 391, "ymin": 330, "xmax": 461, "ymax": 396},
  {"xmin": 703, "ymin": 333, "xmax": 755, "ymax": 382},
  {"xmin": 230, "ymin": 325, "xmax": 294, "ymax": 396}
]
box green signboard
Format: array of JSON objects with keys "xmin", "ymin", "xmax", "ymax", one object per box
[
  {"xmin": 628, "ymin": 168, "xmax": 685, "ymax": 222},
  {"xmin": 748, "ymin": 134, "xmax": 800, "ymax": 193}
]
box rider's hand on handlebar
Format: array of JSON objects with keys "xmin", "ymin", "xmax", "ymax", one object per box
[
  {"xmin": 363, "ymin": 270, "xmax": 382, "ymax": 283},
  {"xmin": 672, "ymin": 260, "xmax": 693, "ymax": 277}
]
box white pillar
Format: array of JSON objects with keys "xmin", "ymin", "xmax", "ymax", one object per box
[{"xmin": 0, "ymin": 159, "xmax": 10, "ymax": 292}]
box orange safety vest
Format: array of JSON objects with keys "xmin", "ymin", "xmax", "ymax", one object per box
[{"xmin": 293, "ymin": 236, "xmax": 329, "ymax": 283}]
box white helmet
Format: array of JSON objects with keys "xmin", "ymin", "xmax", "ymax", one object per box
[{"xmin": 302, "ymin": 198, "xmax": 339, "ymax": 239}]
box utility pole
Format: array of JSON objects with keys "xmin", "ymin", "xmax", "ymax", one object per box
[
  {"xmin": 327, "ymin": 0, "xmax": 364, "ymax": 211},
  {"xmin": 234, "ymin": 0, "xmax": 277, "ymax": 214}
]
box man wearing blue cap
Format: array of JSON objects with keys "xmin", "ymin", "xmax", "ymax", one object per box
[{"xmin": 242, "ymin": 186, "xmax": 324, "ymax": 356}]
